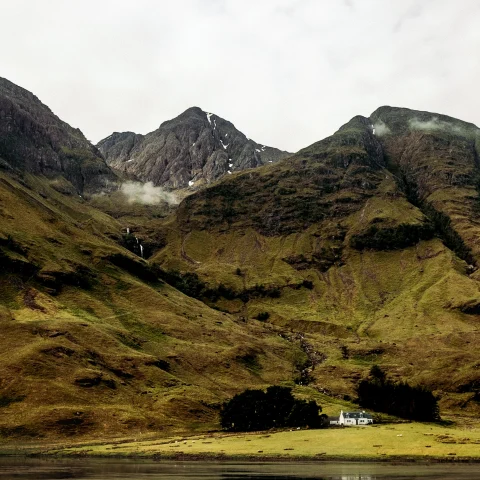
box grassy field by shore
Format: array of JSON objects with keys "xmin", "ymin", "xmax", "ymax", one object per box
[{"xmin": 44, "ymin": 422, "xmax": 480, "ymax": 461}]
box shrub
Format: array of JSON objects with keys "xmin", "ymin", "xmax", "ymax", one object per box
[
  {"xmin": 255, "ymin": 312, "xmax": 270, "ymax": 321},
  {"xmin": 302, "ymin": 280, "xmax": 314, "ymax": 290},
  {"xmin": 162, "ymin": 270, "xmax": 206, "ymax": 298},
  {"xmin": 0, "ymin": 395, "xmax": 25, "ymax": 408},
  {"xmin": 267, "ymin": 287, "xmax": 281, "ymax": 298}
]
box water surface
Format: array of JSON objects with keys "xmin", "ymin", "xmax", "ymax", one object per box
[{"xmin": 0, "ymin": 458, "xmax": 479, "ymax": 479}]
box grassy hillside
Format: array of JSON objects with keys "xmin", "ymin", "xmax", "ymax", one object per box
[
  {"xmin": 0, "ymin": 171, "xmax": 300, "ymax": 440},
  {"xmin": 151, "ymin": 111, "xmax": 480, "ymax": 421}
]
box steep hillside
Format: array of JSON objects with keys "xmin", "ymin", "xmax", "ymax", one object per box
[
  {"xmin": 0, "ymin": 81, "xmax": 300, "ymax": 441},
  {"xmin": 97, "ymin": 107, "xmax": 291, "ymax": 189},
  {"xmin": 153, "ymin": 108, "xmax": 480, "ymax": 420},
  {"xmin": 0, "ymin": 171, "xmax": 298, "ymax": 440},
  {"xmin": 0, "ymin": 77, "xmax": 117, "ymax": 194},
  {"xmin": 371, "ymin": 106, "xmax": 480, "ymax": 267}
]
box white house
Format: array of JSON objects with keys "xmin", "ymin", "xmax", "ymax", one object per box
[{"xmin": 329, "ymin": 410, "xmax": 373, "ymax": 426}]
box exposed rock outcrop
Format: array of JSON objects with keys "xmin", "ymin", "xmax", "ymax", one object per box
[
  {"xmin": 0, "ymin": 77, "xmax": 117, "ymax": 194},
  {"xmin": 98, "ymin": 107, "xmax": 291, "ymax": 189},
  {"xmin": 371, "ymin": 106, "xmax": 480, "ymax": 265}
]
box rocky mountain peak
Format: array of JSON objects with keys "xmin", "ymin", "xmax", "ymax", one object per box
[{"xmin": 97, "ymin": 107, "xmax": 291, "ymax": 189}]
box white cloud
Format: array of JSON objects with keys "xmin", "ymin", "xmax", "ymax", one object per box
[
  {"xmin": 408, "ymin": 117, "xmax": 470, "ymax": 135},
  {"xmin": 1, "ymin": 0, "xmax": 480, "ymax": 152},
  {"xmin": 120, "ymin": 181, "xmax": 178, "ymax": 205},
  {"xmin": 408, "ymin": 117, "xmax": 443, "ymax": 132},
  {"xmin": 373, "ymin": 120, "xmax": 391, "ymax": 137}
]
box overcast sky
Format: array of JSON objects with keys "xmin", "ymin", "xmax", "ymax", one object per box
[{"xmin": 2, "ymin": 0, "xmax": 480, "ymax": 152}]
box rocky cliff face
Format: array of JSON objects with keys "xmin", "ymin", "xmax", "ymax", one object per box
[
  {"xmin": 0, "ymin": 77, "xmax": 117, "ymax": 194},
  {"xmin": 176, "ymin": 106, "xmax": 480, "ymax": 265},
  {"xmin": 370, "ymin": 106, "xmax": 480, "ymax": 265},
  {"xmin": 176, "ymin": 114, "xmax": 388, "ymax": 236},
  {"xmin": 97, "ymin": 107, "xmax": 291, "ymax": 189}
]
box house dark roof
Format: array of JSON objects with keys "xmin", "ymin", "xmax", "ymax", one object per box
[
  {"xmin": 328, "ymin": 416, "xmax": 339, "ymax": 421},
  {"xmin": 344, "ymin": 411, "xmax": 372, "ymax": 419}
]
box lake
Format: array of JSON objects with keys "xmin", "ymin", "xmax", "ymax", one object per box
[{"xmin": 0, "ymin": 459, "xmax": 479, "ymax": 479}]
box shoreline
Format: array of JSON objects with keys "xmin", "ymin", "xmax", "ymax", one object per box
[{"xmin": 17, "ymin": 451, "xmax": 480, "ymax": 464}]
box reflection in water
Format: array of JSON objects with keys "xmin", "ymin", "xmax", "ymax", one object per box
[
  {"xmin": 0, "ymin": 459, "xmax": 478, "ymax": 480},
  {"xmin": 337, "ymin": 476, "xmax": 372, "ymax": 480}
]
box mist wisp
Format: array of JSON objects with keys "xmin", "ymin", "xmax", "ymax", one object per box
[
  {"xmin": 120, "ymin": 181, "xmax": 178, "ymax": 205},
  {"xmin": 373, "ymin": 120, "xmax": 391, "ymax": 137},
  {"xmin": 408, "ymin": 117, "xmax": 469, "ymax": 136}
]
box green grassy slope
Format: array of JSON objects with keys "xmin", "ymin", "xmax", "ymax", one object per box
[
  {"xmin": 152, "ymin": 111, "xmax": 480, "ymax": 421},
  {"xmin": 0, "ymin": 171, "xmax": 299, "ymax": 440},
  {"xmin": 57, "ymin": 422, "xmax": 480, "ymax": 460}
]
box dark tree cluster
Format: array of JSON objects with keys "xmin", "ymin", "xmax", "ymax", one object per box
[
  {"xmin": 220, "ymin": 386, "xmax": 326, "ymax": 432},
  {"xmin": 423, "ymin": 204, "xmax": 475, "ymax": 266},
  {"xmin": 404, "ymin": 176, "xmax": 476, "ymax": 266},
  {"xmin": 161, "ymin": 270, "xmax": 246, "ymax": 301},
  {"xmin": 356, "ymin": 366, "xmax": 440, "ymax": 421},
  {"xmin": 350, "ymin": 223, "xmax": 435, "ymax": 251}
]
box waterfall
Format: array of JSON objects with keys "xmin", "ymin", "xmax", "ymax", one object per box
[
  {"xmin": 140, "ymin": 244, "xmax": 144, "ymax": 258},
  {"xmin": 126, "ymin": 227, "xmax": 130, "ymax": 234}
]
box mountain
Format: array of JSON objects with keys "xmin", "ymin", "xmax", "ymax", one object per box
[
  {"xmin": 153, "ymin": 106, "xmax": 480, "ymax": 420},
  {"xmin": 1, "ymin": 84, "xmax": 480, "ymax": 442},
  {"xmin": 0, "ymin": 77, "xmax": 117, "ymax": 194},
  {"xmin": 97, "ymin": 107, "xmax": 291, "ymax": 189},
  {"xmin": 0, "ymin": 80, "xmax": 296, "ymax": 440}
]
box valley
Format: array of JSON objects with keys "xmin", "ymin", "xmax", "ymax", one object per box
[{"xmin": 0, "ymin": 76, "xmax": 479, "ymax": 445}]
